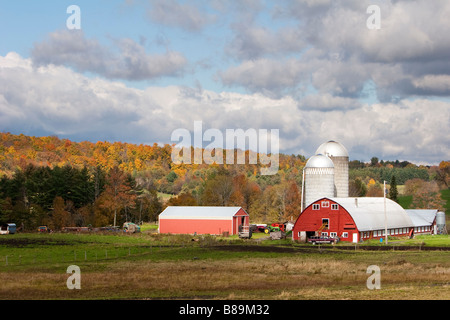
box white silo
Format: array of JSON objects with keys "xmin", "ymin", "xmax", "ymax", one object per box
[
  {"xmin": 315, "ymin": 140, "xmax": 349, "ymax": 198},
  {"xmin": 302, "ymin": 154, "xmax": 335, "ymax": 209},
  {"xmin": 436, "ymin": 211, "xmax": 447, "ymax": 234}
]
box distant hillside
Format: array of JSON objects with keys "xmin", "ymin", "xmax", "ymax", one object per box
[{"xmin": 0, "ymin": 132, "xmax": 447, "ymax": 231}]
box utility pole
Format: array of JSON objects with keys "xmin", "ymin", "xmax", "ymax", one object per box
[
  {"xmin": 384, "ymin": 180, "xmax": 388, "ymax": 244},
  {"xmin": 301, "ymin": 167, "xmax": 305, "ymax": 213}
]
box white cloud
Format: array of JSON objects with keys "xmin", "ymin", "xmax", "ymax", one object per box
[
  {"xmin": 226, "ymin": 25, "xmax": 305, "ymax": 60},
  {"xmin": 218, "ymin": 58, "xmax": 307, "ymax": 97},
  {"xmin": 147, "ymin": 0, "xmax": 216, "ymax": 31},
  {"xmin": 31, "ymin": 30, "xmax": 187, "ymax": 81},
  {"xmin": 1, "ymin": 52, "xmax": 448, "ymax": 164},
  {"xmin": 298, "ymin": 93, "xmax": 362, "ymax": 111},
  {"xmin": 219, "ymin": 0, "xmax": 450, "ymax": 100},
  {"xmin": 412, "ymin": 75, "xmax": 450, "ymax": 94}
]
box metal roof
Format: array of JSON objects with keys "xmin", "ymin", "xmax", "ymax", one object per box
[
  {"xmin": 305, "ymin": 154, "xmax": 334, "ymax": 168},
  {"xmin": 330, "ymin": 197, "xmax": 415, "ymax": 232},
  {"xmin": 405, "ymin": 209, "xmax": 437, "ymax": 227},
  {"xmin": 159, "ymin": 206, "xmax": 246, "ymax": 220},
  {"xmin": 315, "ymin": 140, "xmax": 349, "ymax": 157}
]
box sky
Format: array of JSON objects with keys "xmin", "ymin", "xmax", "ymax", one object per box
[{"xmin": 0, "ymin": 0, "xmax": 449, "ymax": 164}]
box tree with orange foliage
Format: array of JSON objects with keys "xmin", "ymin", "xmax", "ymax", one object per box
[
  {"xmin": 230, "ymin": 174, "xmax": 261, "ymax": 212},
  {"xmin": 166, "ymin": 192, "xmax": 197, "ymax": 206},
  {"xmin": 284, "ymin": 181, "xmax": 302, "ymax": 221},
  {"xmin": 435, "ymin": 161, "xmax": 450, "ymax": 189},
  {"xmin": 405, "ymin": 179, "xmax": 445, "ymax": 210},
  {"xmin": 366, "ymin": 179, "xmax": 383, "ymax": 197},
  {"xmin": 201, "ymin": 174, "xmax": 234, "ymax": 206},
  {"xmin": 50, "ymin": 196, "xmax": 72, "ymax": 230},
  {"xmin": 97, "ymin": 166, "xmax": 136, "ymax": 227}
]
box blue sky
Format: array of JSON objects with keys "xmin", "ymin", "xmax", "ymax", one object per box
[{"xmin": 0, "ymin": 0, "xmax": 449, "ymax": 164}]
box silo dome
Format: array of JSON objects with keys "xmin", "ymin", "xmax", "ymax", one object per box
[
  {"xmin": 305, "ymin": 154, "xmax": 335, "ymax": 168},
  {"xmin": 315, "ymin": 140, "xmax": 349, "ymax": 198},
  {"xmin": 315, "ymin": 140, "xmax": 349, "ymax": 158},
  {"xmin": 303, "ymin": 154, "xmax": 335, "ymax": 208}
]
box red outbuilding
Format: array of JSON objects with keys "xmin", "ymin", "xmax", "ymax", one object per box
[
  {"xmin": 292, "ymin": 197, "xmax": 433, "ymax": 243},
  {"xmin": 158, "ymin": 206, "xmax": 249, "ymax": 235}
]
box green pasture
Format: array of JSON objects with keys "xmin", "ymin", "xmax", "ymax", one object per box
[
  {"xmin": 0, "ymin": 231, "xmax": 449, "ymax": 271},
  {"xmin": 0, "ymin": 231, "xmax": 449, "ymax": 300}
]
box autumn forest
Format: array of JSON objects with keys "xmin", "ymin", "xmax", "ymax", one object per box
[{"xmin": 0, "ymin": 132, "xmax": 448, "ymax": 231}]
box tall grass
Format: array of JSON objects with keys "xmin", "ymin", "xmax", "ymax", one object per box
[
  {"xmin": 0, "ymin": 252, "xmax": 448, "ymax": 300},
  {"xmin": 0, "ymin": 232, "xmax": 449, "ymax": 300}
]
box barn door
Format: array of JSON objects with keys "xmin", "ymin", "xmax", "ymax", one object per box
[{"xmin": 352, "ymin": 233, "xmax": 358, "ymax": 243}]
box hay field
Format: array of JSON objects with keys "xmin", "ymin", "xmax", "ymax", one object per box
[{"xmin": 0, "ymin": 233, "xmax": 448, "ymax": 300}]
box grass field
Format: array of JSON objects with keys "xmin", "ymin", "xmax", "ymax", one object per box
[{"xmin": 0, "ymin": 230, "xmax": 449, "ymax": 300}]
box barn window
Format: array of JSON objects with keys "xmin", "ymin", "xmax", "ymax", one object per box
[
  {"xmin": 312, "ymin": 204, "xmax": 320, "ymax": 210},
  {"xmin": 331, "ymin": 204, "xmax": 339, "ymax": 210},
  {"xmin": 321, "ymin": 201, "xmax": 329, "ymax": 208},
  {"xmin": 330, "ymin": 232, "xmax": 337, "ymax": 238},
  {"xmin": 322, "ymin": 218, "xmax": 329, "ymax": 229},
  {"xmin": 342, "ymin": 232, "xmax": 348, "ymax": 238}
]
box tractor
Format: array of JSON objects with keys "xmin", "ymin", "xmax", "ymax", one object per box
[
  {"xmin": 264, "ymin": 223, "xmax": 286, "ymax": 234},
  {"xmin": 263, "ymin": 223, "xmax": 288, "ymax": 240}
]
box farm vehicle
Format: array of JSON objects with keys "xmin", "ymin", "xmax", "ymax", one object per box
[
  {"xmin": 262, "ymin": 223, "xmax": 288, "ymax": 240},
  {"xmin": 306, "ymin": 221, "xmax": 339, "ymax": 244},
  {"xmin": 307, "ymin": 236, "xmax": 339, "ymax": 245},
  {"xmin": 264, "ymin": 223, "xmax": 286, "ymax": 234},
  {"xmin": 248, "ymin": 222, "xmax": 293, "ymax": 240},
  {"xmin": 238, "ymin": 225, "xmax": 252, "ymax": 239},
  {"xmin": 123, "ymin": 222, "xmax": 141, "ymax": 233}
]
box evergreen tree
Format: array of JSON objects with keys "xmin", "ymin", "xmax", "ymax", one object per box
[{"xmin": 389, "ymin": 175, "xmax": 399, "ymax": 203}]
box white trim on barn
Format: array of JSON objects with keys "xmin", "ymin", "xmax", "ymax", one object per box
[
  {"xmin": 159, "ymin": 206, "xmax": 244, "ymax": 220},
  {"xmin": 329, "ymin": 197, "xmax": 415, "ymax": 232}
]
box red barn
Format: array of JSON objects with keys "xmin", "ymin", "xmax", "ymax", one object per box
[
  {"xmin": 292, "ymin": 197, "xmax": 419, "ymax": 243},
  {"xmin": 158, "ymin": 206, "xmax": 249, "ymax": 235}
]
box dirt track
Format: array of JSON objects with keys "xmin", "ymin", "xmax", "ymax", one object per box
[
  {"xmin": 0, "ymin": 237, "xmax": 75, "ymax": 248},
  {"xmin": 211, "ymin": 243, "xmax": 450, "ymax": 253}
]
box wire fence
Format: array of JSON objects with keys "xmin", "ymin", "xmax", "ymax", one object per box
[
  {"xmin": 0, "ymin": 235, "xmax": 234, "ymax": 268},
  {"xmin": 3, "ymin": 234, "xmax": 447, "ymax": 268},
  {"xmin": 0, "ymin": 243, "xmax": 185, "ymax": 268}
]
